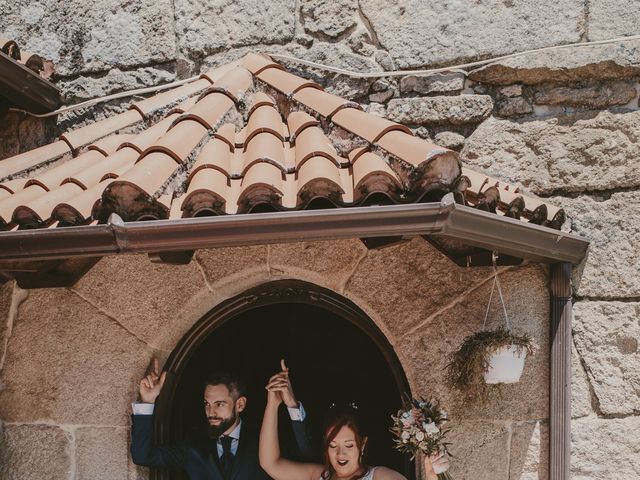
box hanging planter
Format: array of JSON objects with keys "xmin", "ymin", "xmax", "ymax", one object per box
[{"xmin": 445, "ymin": 254, "xmax": 537, "ymax": 399}]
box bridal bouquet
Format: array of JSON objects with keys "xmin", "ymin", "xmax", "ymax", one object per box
[{"xmin": 390, "ymin": 396, "xmax": 453, "ymax": 480}]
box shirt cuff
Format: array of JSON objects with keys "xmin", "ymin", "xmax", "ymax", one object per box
[
  {"xmin": 288, "ymin": 401, "xmax": 306, "ymax": 421},
  {"xmin": 132, "ymin": 403, "xmax": 155, "ymax": 415}
]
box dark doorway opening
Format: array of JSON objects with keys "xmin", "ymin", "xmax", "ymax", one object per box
[{"xmin": 156, "ymin": 281, "xmax": 413, "ymax": 479}]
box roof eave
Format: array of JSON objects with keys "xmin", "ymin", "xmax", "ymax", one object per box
[
  {"xmin": 0, "ymin": 194, "xmax": 589, "ymax": 265},
  {"xmin": 0, "ymin": 51, "xmax": 61, "ymax": 114}
]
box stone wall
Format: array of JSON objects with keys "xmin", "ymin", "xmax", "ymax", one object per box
[
  {"xmin": 0, "ymin": 240, "xmax": 550, "ymax": 480},
  {"xmin": 2, "ymin": 1, "xmax": 640, "ymax": 479}
]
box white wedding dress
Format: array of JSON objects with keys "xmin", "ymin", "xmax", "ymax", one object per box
[{"xmin": 320, "ymin": 467, "xmax": 378, "ymax": 480}]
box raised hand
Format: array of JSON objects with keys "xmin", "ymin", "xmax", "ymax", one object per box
[
  {"xmin": 265, "ymin": 359, "xmax": 299, "ymax": 408},
  {"xmin": 139, "ymin": 357, "xmax": 166, "ymax": 404},
  {"xmin": 278, "ymin": 359, "xmax": 299, "ymax": 408},
  {"xmin": 265, "ymin": 372, "xmax": 286, "ymax": 406}
]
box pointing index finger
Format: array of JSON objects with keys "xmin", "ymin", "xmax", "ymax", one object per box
[
  {"xmin": 280, "ymin": 359, "xmax": 287, "ymax": 373},
  {"xmin": 152, "ymin": 357, "xmax": 160, "ymax": 376}
]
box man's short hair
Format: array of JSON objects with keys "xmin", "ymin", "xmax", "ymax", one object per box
[{"xmin": 203, "ymin": 371, "xmax": 246, "ymax": 400}]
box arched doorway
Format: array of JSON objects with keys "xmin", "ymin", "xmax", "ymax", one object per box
[{"xmin": 153, "ymin": 280, "xmax": 413, "ymax": 479}]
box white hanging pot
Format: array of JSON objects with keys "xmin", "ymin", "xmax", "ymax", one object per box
[{"xmin": 483, "ymin": 344, "xmax": 527, "ymax": 384}]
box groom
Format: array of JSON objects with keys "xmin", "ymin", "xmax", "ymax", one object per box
[{"xmin": 130, "ymin": 358, "xmax": 313, "ymax": 479}]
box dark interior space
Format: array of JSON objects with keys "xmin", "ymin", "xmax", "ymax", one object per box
[{"xmin": 167, "ymin": 302, "xmax": 410, "ymax": 477}]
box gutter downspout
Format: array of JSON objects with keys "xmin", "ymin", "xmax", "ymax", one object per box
[{"xmin": 549, "ymin": 263, "xmax": 572, "ymax": 480}]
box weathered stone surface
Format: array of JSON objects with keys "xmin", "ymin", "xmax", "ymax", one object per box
[
  {"xmin": 347, "ymin": 27, "xmax": 375, "ymax": 56},
  {"xmin": 556, "ymin": 192, "xmax": 640, "ymax": 297},
  {"xmin": 365, "ymin": 102, "xmax": 386, "ymax": 118},
  {"xmin": 174, "ymin": 0, "xmax": 295, "ymax": 60},
  {"xmin": 500, "ymin": 85, "xmax": 523, "ymax": 97},
  {"xmin": 588, "ymin": 1, "xmax": 640, "ymax": 41},
  {"xmin": 368, "ymin": 89, "xmax": 394, "ymax": 103},
  {"xmin": 397, "ymin": 264, "xmax": 549, "ymax": 421},
  {"xmin": 462, "ymin": 111, "xmax": 640, "ymax": 194},
  {"xmin": 446, "ymin": 421, "xmax": 510, "ymax": 480},
  {"xmin": 0, "ymin": 113, "xmax": 22, "ymax": 160},
  {"xmin": 58, "ymin": 67, "xmax": 176, "ymax": 102},
  {"xmin": 0, "ymin": 288, "xmax": 151, "ymax": 424},
  {"xmin": 571, "ymin": 342, "xmax": 593, "ymax": 419},
  {"xmin": 573, "ymin": 301, "xmax": 640, "ymax": 415},
  {"xmin": 400, "ymin": 73, "xmax": 465, "ymax": 95},
  {"xmin": 496, "ymin": 97, "xmax": 533, "ymax": 117},
  {"xmin": 533, "ymin": 81, "xmax": 637, "ymax": 109},
  {"xmin": 284, "ymin": 41, "xmax": 379, "ymax": 97},
  {"xmin": 434, "ymin": 131, "xmax": 465, "ymax": 150},
  {"xmin": 359, "ymin": 0, "xmax": 582, "ymax": 69},
  {"xmin": 0, "ymin": 424, "xmax": 71, "ymax": 480},
  {"xmin": 469, "ymin": 39, "xmax": 640, "ymax": 85},
  {"xmin": 386, "ymin": 95, "xmax": 493, "ymax": 125},
  {"xmin": 300, "ymin": 0, "xmax": 357, "ymax": 38},
  {"xmin": 73, "ymin": 255, "xmax": 208, "ymax": 350},
  {"xmin": 572, "ymin": 417, "xmax": 640, "ymax": 479},
  {"xmin": 196, "ymin": 245, "xmax": 269, "ymax": 291},
  {"xmin": 1, "ymin": 0, "xmax": 176, "ymax": 76},
  {"xmin": 76, "ymin": 426, "xmax": 129, "ymax": 480},
  {"xmin": 344, "ymin": 237, "xmax": 490, "ymax": 342},
  {"xmin": 0, "ymin": 282, "xmax": 23, "ymax": 375},
  {"xmin": 509, "ymin": 422, "xmax": 549, "ymax": 480},
  {"xmin": 269, "ymin": 239, "xmax": 366, "ymax": 292},
  {"xmin": 72, "ymin": 254, "xmax": 208, "ymax": 351}
]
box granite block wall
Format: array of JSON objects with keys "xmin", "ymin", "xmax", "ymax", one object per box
[{"xmin": 1, "ymin": 1, "xmax": 639, "ymax": 479}]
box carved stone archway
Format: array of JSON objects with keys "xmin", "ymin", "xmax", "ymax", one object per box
[{"xmin": 152, "ymin": 279, "xmax": 413, "ymax": 480}]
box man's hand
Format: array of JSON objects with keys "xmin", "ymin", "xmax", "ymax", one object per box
[
  {"xmin": 139, "ymin": 357, "xmax": 166, "ymax": 404},
  {"xmin": 265, "ymin": 360, "xmax": 299, "ymax": 409}
]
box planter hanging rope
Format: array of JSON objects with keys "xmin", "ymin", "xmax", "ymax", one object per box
[{"xmin": 482, "ymin": 253, "xmax": 512, "ymax": 331}]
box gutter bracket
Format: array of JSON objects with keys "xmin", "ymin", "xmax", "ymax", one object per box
[{"xmin": 107, "ymin": 213, "xmax": 129, "ymax": 253}]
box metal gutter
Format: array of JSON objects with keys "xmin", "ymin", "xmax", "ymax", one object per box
[
  {"xmin": 0, "ymin": 194, "xmax": 589, "ymax": 264},
  {"xmin": 0, "ymin": 51, "xmax": 61, "ymax": 114}
]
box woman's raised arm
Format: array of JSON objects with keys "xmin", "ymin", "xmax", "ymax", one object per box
[{"xmin": 259, "ymin": 373, "xmax": 323, "ymax": 480}]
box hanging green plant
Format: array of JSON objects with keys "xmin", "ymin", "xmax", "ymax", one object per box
[{"xmin": 445, "ymin": 254, "xmax": 537, "ymax": 400}]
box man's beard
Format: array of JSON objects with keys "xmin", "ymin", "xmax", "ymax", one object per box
[{"xmin": 206, "ymin": 409, "xmax": 238, "ymax": 439}]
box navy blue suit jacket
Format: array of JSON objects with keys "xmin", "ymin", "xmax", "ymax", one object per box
[{"xmin": 130, "ymin": 413, "xmax": 314, "ymax": 480}]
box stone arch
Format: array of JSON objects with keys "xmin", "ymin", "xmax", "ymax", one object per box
[{"xmin": 152, "ymin": 279, "xmax": 413, "ymax": 480}]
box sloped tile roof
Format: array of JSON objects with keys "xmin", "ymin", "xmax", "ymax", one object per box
[
  {"xmin": 1, "ymin": 37, "xmax": 55, "ymax": 79},
  {"xmin": 0, "ymin": 53, "xmax": 565, "ymax": 233}
]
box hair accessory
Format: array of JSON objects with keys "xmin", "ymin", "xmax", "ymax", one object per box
[{"xmin": 329, "ymin": 401, "xmax": 359, "ymax": 410}]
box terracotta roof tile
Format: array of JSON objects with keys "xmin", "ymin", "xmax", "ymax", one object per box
[
  {"xmin": 238, "ymin": 162, "xmax": 284, "ymax": 213},
  {"xmin": 331, "ymin": 108, "xmax": 411, "ymax": 144},
  {"xmin": 257, "ymin": 68, "xmax": 321, "ymax": 97},
  {"xmin": 0, "ymin": 141, "xmax": 71, "ymax": 179},
  {"xmin": 245, "ymin": 102, "xmax": 287, "ymax": 144},
  {"xmin": 0, "ymin": 52, "xmax": 566, "ymax": 233},
  {"xmin": 293, "ymin": 87, "xmax": 361, "ymax": 118},
  {"xmin": 243, "ymin": 132, "xmax": 288, "ymax": 175},
  {"xmin": 207, "ymin": 66, "xmax": 253, "ymax": 103},
  {"xmin": 129, "ymin": 79, "xmax": 211, "ymax": 118},
  {"xmin": 188, "ymin": 138, "xmax": 233, "ymax": 180},
  {"xmin": 214, "ymin": 123, "xmax": 237, "ymax": 151},
  {"xmin": 60, "ymin": 110, "xmax": 142, "ymax": 151},
  {"xmin": 142, "ymin": 119, "xmax": 208, "ymax": 164},
  {"xmin": 199, "ymin": 60, "xmax": 244, "ymax": 84},
  {"xmin": 296, "ymin": 156, "xmax": 345, "ymax": 207},
  {"xmin": 242, "ymin": 53, "xmax": 285, "ymax": 75},
  {"xmin": 352, "ymin": 151, "xmax": 403, "ymax": 203},
  {"xmin": 248, "ymin": 92, "xmax": 277, "ymax": 116},
  {"xmin": 286, "ymin": 111, "xmax": 319, "ymax": 142},
  {"xmin": 181, "ymin": 168, "xmax": 229, "ymax": 217},
  {"xmin": 294, "ymin": 125, "xmax": 341, "ymax": 168},
  {"xmin": 177, "ymin": 92, "xmax": 236, "ymax": 131}
]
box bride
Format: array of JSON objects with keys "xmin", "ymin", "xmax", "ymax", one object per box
[{"xmin": 259, "ymin": 368, "xmax": 449, "ymax": 480}]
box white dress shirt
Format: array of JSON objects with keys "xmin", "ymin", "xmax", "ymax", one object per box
[{"xmin": 132, "ymin": 402, "xmax": 306, "ymax": 457}]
